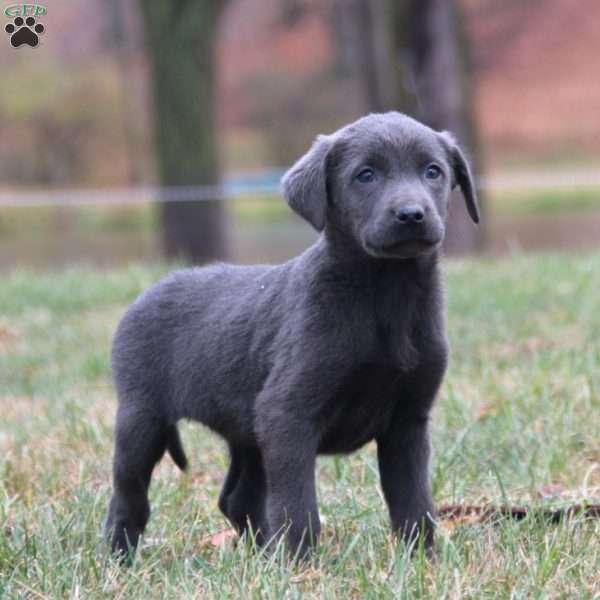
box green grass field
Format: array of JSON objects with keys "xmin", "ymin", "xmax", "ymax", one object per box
[{"xmin": 1, "ymin": 253, "xmax": 599, "ymax": 598}]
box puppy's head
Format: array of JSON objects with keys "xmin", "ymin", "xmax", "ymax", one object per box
[{"xmin": 282, "ymin": 112, "xmax": 479, "ymax": 259}]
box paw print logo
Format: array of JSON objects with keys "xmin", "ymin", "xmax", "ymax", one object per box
[{"xmin": 5, "ymin": 16, "xmax": 44, "ymax": 48}]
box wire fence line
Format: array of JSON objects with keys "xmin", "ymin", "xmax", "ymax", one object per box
[
  {"xmin": 1, "ymin": 169, "xmax": 600, "ymax": 208},
  {"xmin": 0, "ymin": 184, "xmax": 264, "ymax": 209}
]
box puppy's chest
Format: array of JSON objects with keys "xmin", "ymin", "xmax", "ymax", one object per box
[
  {"xmin": 372, "ymin": 313, "xmax": 418, "ymax": 370},
  {"xmin": 317, "ymin": 364, "xmax": 405, "ymax": 454},
  {"xmin": 371, "ymin": 294, "xmax": 427, "ymax": 371},
  {"xmin": 316, "ymin": 296, "xmax": 439, "ymax": 454}
]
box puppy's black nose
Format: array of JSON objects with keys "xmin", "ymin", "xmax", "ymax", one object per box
[{"xmin": 395, "ymin": 205, "xmax": 425, "ymax": 224}]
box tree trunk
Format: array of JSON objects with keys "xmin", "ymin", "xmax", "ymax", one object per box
[
  {"xmin": 139, "ymin": 0, "xmax": 228, "ymax": 263},
  {"xmin": 333, "ymin": 0, "xmax": 398, "ymax": 114},
  {"xmin": 405, "ymin": 0, "xmax": 484, "ymax": 254}
]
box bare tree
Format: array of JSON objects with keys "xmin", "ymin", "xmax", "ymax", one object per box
[
  {"xmin": 139, "ymin": 0, "xmax": 228, "ymax": 263},
  {"xmin": 332, "ymin": 0, "xmax": 399, "ymax": 114}
]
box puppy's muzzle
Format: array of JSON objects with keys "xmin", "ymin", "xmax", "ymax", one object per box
[
  {"xmin": 388, "ymin": 202, "xmax": 439, "ymax": 243},
  {"xmin": 366, "ymin": 203, "xmax": 443, "ymax": 257}
]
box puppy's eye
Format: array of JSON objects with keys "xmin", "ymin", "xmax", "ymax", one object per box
[
  {"xmin": 425, "ymin": 164, "xmax": 442, "ymax": 180},
  {"xmin": 355, "ymin": 168, "xmax": 375, "ymax": 184}
]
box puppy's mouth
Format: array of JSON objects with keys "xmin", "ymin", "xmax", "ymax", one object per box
[{"xmin": 365, "ymin": 237, "xmax": 442, "ymax": 259}]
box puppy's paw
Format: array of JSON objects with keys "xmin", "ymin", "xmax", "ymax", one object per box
[{"xmin": 104, "ymin": 512, "xmax": 143, "ymax": 563}]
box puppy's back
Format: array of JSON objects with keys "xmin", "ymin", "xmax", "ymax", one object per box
[{"xmin": 111, "ymin": 263, "xmax": 289, "ymax": 432}]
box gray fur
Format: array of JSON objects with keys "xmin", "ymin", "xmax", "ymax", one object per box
[{"xmin": 104, "ymin": 112, "xmax": 479, "ymax": 559}]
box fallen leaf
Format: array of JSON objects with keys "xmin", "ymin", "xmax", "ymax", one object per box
[
  {"xmin": 199, "ymin": 528, "xmax": 237, "ymax": 548},
  {"xmin": 538, "ymin": 483, "xmax": 567, "ymax": 499},
  {"xmin": 0, "ymin": 324, "xmax": 19, "ymax": 354},
  {"xmin": 477, "ymin": 402, "xmax": 496, "ymax": 420}
]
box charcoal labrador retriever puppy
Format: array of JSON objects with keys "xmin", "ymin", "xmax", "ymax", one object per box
[{"xmin": 104, "ymin": 112, "xmax": 479, "ymax": 558}]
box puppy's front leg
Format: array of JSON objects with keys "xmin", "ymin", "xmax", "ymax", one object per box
[
  {"xmin": 377, "ymin": 413, "xmax": 435, "ymax": 551},
  {"xmin": 255, "ymin": 350, "xmax": 349, "ymax": 557},
  {"xmin": 259, "ymin": 421, "xmax": 320, "ymax": 557}
]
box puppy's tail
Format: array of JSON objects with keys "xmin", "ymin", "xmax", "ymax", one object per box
[{"xmin": 167, "ymin": 425, "xmax": 188, "ymax": 471}]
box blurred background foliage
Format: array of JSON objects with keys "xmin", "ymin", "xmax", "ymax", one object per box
[{"xmin": 0, "ymin": 0, "xmax": 599, "ymax": 268}]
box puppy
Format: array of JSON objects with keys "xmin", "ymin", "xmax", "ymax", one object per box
[{"xmin": 104, "ymin": 112, "xmax": 479, "ymax": 558}]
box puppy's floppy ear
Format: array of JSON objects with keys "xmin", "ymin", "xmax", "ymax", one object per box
[
  {"xmin": 281, "ymin": 134, "xmax": 332, "ymax": 231},
  {"xmin": 439, "ymin": 131, "xmax": 480, "ymax": 224}
]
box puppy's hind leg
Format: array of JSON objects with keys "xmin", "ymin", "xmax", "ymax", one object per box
[
  {"xmin": 105, "ymin": 405, "xmax": 183, "ymax": 558},
  {"xmin": 218, "ymin": 445, "xmax": 267, "ymax": 545},
  {"xmin": 218, "ymin": 444, "xmax": 242, "ymax": 521}
]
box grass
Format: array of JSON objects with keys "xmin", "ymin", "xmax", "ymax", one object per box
[
  {"xmin": 1, "ymin": 253, "xmax": 599, "ymax": 598},
  {"xmin": 488, "ymin": 187, "xmax": 600, "ymax": 216}
]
